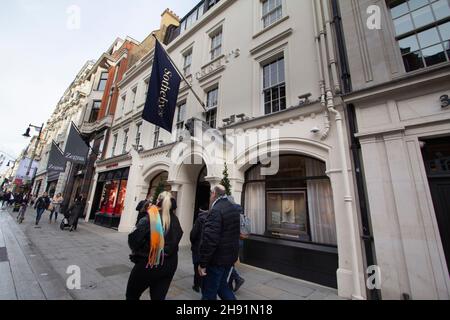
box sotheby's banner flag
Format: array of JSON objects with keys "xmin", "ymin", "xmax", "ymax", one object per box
[
  {"xmin": 64, "ymin": 123, "xmax": 89, "ymax": 164},
  {"xmin": 47, "ymin": 142, "xmax": 67, "ymax": 173},
  {"xmin": 142, "ymin": 40, "xmax": 181, "ymax": 133}
]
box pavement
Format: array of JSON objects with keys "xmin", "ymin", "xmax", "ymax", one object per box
[{"xmin": 0, "ymin": 205, "xmax": 344, "ymax": 300}]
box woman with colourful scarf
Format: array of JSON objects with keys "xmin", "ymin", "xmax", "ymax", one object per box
[{"xmin": 126, "ymin": 191, "xmax": 183, "ymax": 300}]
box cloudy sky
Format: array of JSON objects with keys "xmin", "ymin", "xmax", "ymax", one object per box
[{"xmin": 0, "ymin": 0, "xmax": 199, "ymax": 173}]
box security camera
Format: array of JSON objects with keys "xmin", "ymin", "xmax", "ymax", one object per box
[
  {"xmin": 310, "ymin": 127, "xmax": 320, "ymax": 134},
  {"xmin": 440, "ymin": 95, "xmax": 450, "ymax": 108}
]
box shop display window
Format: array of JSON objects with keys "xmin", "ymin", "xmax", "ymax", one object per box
[
  {"xmin": 266, "ymin": 190, "xmax": 309, "ymax": 240},
  {"xmin": 99, "ymin": 180, "xmax": 127, "ymax": 216},
  {"xmin": 244, "ymin": 155, "xmax": 337, "ymax": 246}
]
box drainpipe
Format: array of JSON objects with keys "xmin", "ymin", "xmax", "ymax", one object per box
[
  {"xmin": 331, "ymin": 0, "xmax": 381, "ymax": 300},
  {"xmin": 313, "ymin": 0, "xmax": 364, "ymax": 300},
  {"xmin": 321, "ymin": 0, "xmax": 341, "ymax": 94},
  {"xmin": 312, "ymin": 0, "xmax": 330, "ymax": 140}
]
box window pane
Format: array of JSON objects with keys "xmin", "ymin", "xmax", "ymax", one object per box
[
  {"xmin": 418, "ymin": 27, "xmax": 441, "ymax": 48},
  {"xmin": 432, "ymin": 0, "xmax": 450, "ymax": 20},
  {"xmin": 399, "ymin": 34, "xmax": 420, "ymax": 53},
  {"xmin": 265, "ymin": 102, "xmax": 272, "ymax": 115},
  {"xmin": 408, "ymin": 0, "xmax": 429, "ymax": 11},
  {"xmin": 278, "ymin": 58, "xmax": 285, "ymax": 83},
  {"xmin": 439, "ymin": 21, "xmax": 450, "ymax": 41},
  {"xmin": 390, "ymin": 0, "xmax": 409, "ymax": 18},
  {"xmin": 394, "ymin": 14, "xmax": 415, "ymax": 35},
  {"xmin": 412, "ymin": 6, "xmax": 435, "ymax": 28},
  {"xmin": 403, "ymin": 50, "xmax": 425, "ymax": 71},
  {"xmin": 270, "ymin": 61, "xmax": 278, "ymax": 86},
  {"xmin": 422, "ymin": 43, "xmax": 447, "ymax": 66}
]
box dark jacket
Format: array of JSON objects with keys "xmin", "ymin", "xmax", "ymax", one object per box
[
  {"xmin": 199, "ymin": 197, "xmax": 240, "ymax": 268},
  {"xmin": 190, "ymin": 211, "xmax": 208, "ymax": 263},
  {"xmin": 34, "ymin": 196, "xmax": 51, "ymax": 210},
  {"xmin": 68, "ymin": 200, "xmax": 85, "ymax": 223},
  {"xmin": 129, "ymin": 210, "xmax": 183, "ymax": 263}
]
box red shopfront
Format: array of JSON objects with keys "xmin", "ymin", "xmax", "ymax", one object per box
[{"xmin": 93, "ymin": 167, "xmax": 129, "ymax": 229}]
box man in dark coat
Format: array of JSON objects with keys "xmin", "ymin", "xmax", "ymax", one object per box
[
  {"xmin": 69, "ymin": 195, "xmax": 86, "ymax": 232},
  {"xmin": 198, "ymin": 185, "xmax": 240, "ymax": 300},
  {"xmin": 34, "ymin": 192, "xmax": 51, "ymax": 226},
  {"xmin": 190, "ymin": 208, "xmax": 208, "ymax": 293}
]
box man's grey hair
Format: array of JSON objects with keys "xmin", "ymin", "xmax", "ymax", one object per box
[{"xmin": 213, "ymin": 185, "xmax": 226, "ymax": 197}]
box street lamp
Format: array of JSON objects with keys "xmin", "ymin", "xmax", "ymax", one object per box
[
  {"xmin": 22, "ymin": 123, "xmax": 44, "ymax": 195},
  {"xmin": 22, "ymin": 127, "xmax": 31, "ymax": 138}
]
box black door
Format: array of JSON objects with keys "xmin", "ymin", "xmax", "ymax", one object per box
[
  {"xmin": 428, "ymin": 178, "xmax": 450, "ymax": 272},
  {"xmin": 421, "ymin": 137, "xmax": 450, "ymax": 273},
  {"xmin": 194, "ymin": 166, "xmax": 210, "ymax": 223}
]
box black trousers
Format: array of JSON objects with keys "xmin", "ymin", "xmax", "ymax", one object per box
[
  {"xmin": 126, "ymin": 256, "xmax": 178, "ymax": 300},
  {"xmin": 193, "ymin": 263, "xmax": 202, "ymax": 289}
]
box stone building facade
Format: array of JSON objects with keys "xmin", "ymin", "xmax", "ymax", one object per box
[
  {"xmin": 85, "ymin": 0, "xmax": 367, "ymax": 299},
  {"xmin": 339, "ymin": 0, "xmax": 450, "ymax": 299}
]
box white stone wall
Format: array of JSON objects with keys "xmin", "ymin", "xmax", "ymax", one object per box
[{"xmin": 94, "ymin": 0, "xmax": 367, "ymax": 299}]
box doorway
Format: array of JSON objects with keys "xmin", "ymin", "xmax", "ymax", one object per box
[
  {"xmin": 194, "ymin": 166, "xmax": 210, "ymax": 222},
  {"xmin": 421, "ymin": 136, "xmax": 450, "ymax": 273}
]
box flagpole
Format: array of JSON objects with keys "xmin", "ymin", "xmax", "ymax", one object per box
[{"xmin": 151, "ymin": 34, "xmax": 208, "ymax": 113}]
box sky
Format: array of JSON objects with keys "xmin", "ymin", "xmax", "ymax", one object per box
[{"xmin": 0, "ymin": 0, "xmax": 199, "ymax": 173}]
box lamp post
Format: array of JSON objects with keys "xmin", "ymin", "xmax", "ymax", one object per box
[{"xmin": 22, "ymin": 123, "xmax": 44, "ymax": 196}]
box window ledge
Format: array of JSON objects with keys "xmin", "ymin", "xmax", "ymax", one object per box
[
  {"xmin": 253, "ymin": 15, "xmax": 290, "ymax": 40},
  {"xmin": 246, "ymin": 235, "xmax": 338, "ymax": 253}
]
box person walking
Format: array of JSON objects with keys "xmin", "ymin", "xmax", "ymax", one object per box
[
  {"xmin": 17, "ymin": 194, "xmax": 29, "ymax": 224},
  {"xmin": 8, "ymin": 192, "xmax": 15, "ymax": 207},
  {"xmin": 190, "ymin": 207, "xmax": 208, "ymax": 293},
  {"xmin": 68, "ymin": 195, "xmax": 85, "ymax": 232},
  {"xmin": 34, "ymin": 192, "xmax": 51, "ymax": 226},
  {"xmin": 198, "ymin": 185, "xmax": 241, "ymax": 301},
  {"xmin": 1, "ymin": 191, "xmax": 10, "ymax": 208},
  {"xmin": 49, "ymin": 193, "xmax": 64, "ymax": 223},
  {"xmin": 225, "ymin": 197, "xmax": 246, "ymax": 292},
  {"xmin": 126, "ymin": 192, "xmax": 183, "ymax": 300}
]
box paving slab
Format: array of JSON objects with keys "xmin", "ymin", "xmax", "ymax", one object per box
[{"xmin": 1, "ymin": 207, "xmax": 343, "ymax": 300}]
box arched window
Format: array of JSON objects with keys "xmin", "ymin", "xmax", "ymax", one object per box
[
  {"xmin": 147, "ymin": 171, "xmax": 170, "ymax": 200},
  {"xmin": 244, "ymin": 155, "xmax": 337, "ymax": 246}
]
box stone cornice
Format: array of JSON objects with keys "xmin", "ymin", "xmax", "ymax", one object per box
[
  {"xmin": 96, "ymin": 153, "xmax": 132, "ymax": 167},
  {"xmin": 250, "ymin": 28, "xmax": 293, "ymax": 56},
  {"xmin": 342, "ymin": 63, "xmax": 450, "ymax": 103}
]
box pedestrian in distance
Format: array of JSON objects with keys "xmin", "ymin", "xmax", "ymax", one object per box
[
  {"xmin": 34, "ymin": 192, "xmax": 51, "ymax": 226},
  {"xmin": 190, "ymin": 206, "xmax": 209, "ymax": 293},
  {"xmin": 49, "ymin": 193, "xmax": 64, "ymax": 223},
  {"xmin": 198, "ymin": 185, "xmax": 241, "ymax": 301},
  {"xmin": 8, "ymin": 192, "xmax": 15, "ymax": 207},
  {"xmin": 68, "ymin": 195, "xmax": 85, "ymax": 232},
  {"xmin": 1, "ymin": 191, "xmax": 10, "ymax": 208},
  {"xmin": 126, "ymin": 191, "xmax": 183, "ymax": 300},
  {"xmin": 17, "ymin": 194, "xmax": 29, "ymax": 224}
]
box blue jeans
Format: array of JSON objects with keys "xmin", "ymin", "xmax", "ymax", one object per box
[
  {"xmin": 36, "ymin": 208, "xmax": 45, "ymax": 225},
  {"xmin": 201, "ymin": 266, "xmax": 236, "ymax": 301}
]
